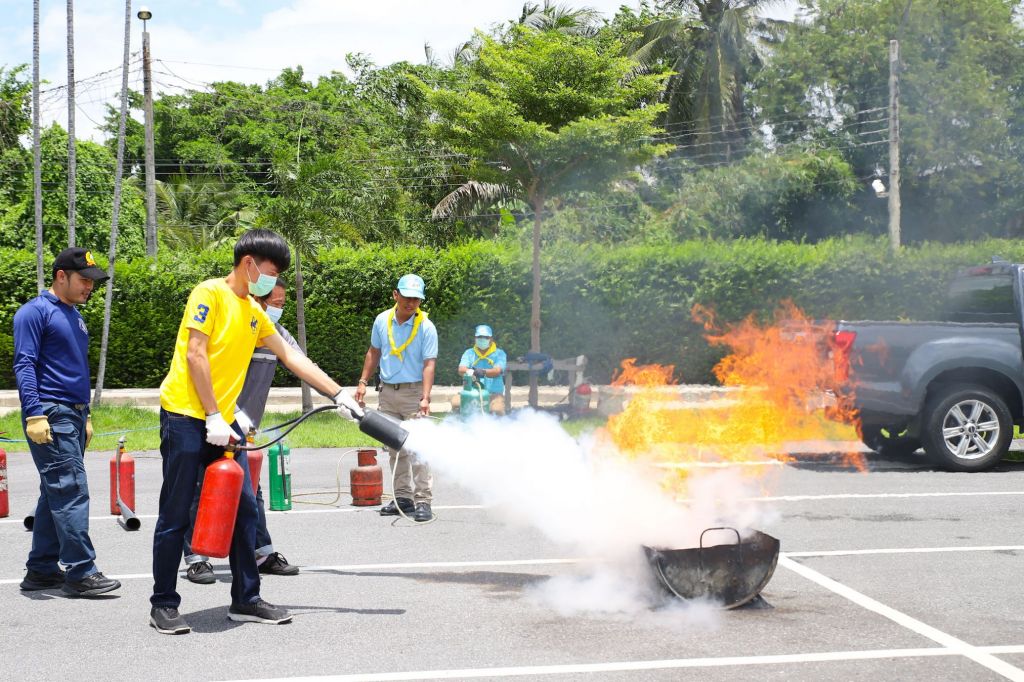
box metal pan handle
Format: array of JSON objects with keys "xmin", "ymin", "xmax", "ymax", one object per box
[{"xmin": 698, "ymin": 526, "xmax": 743, "ymax": 572}]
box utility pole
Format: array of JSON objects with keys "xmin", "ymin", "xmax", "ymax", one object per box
[
  {"xmin": 94, "ymin": 0, "xmax": 133, "ymax": 407},
  {"xmin": 140, "ymin": 7, "xmax": 157, "ymax": 258},
  {"xmin": 888, "ymin": 39, "xmax": 902, "ymax": 252},
  {"xmin": 32, "ymin": 0, "xmax": 43, "ymax": 292},
  {"xmin": 66, "ymin": 0, "xmax": 76, "ymax": 247}
]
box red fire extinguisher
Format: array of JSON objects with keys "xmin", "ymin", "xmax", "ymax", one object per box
[
  {"xmin": 191, "ymin": 451, "xmax": 244, "ymax": 559},
  {"xmin": 109, "ymin": 437, "xmax": 135, "ymax": 516},
  {"xmin": 0, "ymin": 448, "xmax": 9, "ymax": 519},
  {"xmin": 350, "ymin": 448, "xmax": 383, "ymax": 506},
  {"xmin": 245, "ymin": 428, "xmax": 263, "ymax": 494}
]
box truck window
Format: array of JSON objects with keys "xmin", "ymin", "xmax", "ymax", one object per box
[{"xmin": 944, "ymin": 269, "xmax": 1016, "ymax": 323}]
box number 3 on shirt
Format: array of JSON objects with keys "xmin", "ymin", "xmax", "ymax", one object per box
[{"xmin": 193, "ymin": 303, "xmax": 210, "ymax": 324}]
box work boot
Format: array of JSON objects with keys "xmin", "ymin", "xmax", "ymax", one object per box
[
  {"xmin": 379, "ymin": 497, "xmax": 415, "ymax": 516},
  {"xmin": 258, "ymin": 552, "xmax": 299, "ymax": 576},
  {"xmin": 186, "ymin": 561, "xmax": 216, "ymax": 584},
  {"xmin": 150, "ymin": 606, "xmax": 191, "ymax": 635},
  {"xmin": 228, "ymin": 599, "xmax": 292, "ymax": 625},
  {"xmin": 20, "ymin": 569, "xmax": 66, "ymax": 591},
  {"xmin": 414, "ymin": 502, "xmax": 433, "ymax": 522},
  {"xmin": 62, "ymin": 572, "xmax": 121, "ymax": 598}
]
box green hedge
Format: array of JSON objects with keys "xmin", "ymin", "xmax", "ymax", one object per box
[{"xmin": 4, "ymin": 236, "xmax": 1024, "ymax": 390}]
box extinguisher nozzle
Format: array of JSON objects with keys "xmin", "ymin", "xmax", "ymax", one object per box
[{"xmin": 357, "ymin": 409, "xmax": 409, "ymax": 452}]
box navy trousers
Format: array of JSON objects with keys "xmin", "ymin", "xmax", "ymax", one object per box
[
  {"xmin": 151, "ymin": 409, "xmax": 260, "ymax": 608},
  {"xmin": 24, "ymin": 401, "xmax": 97, "ymax": 581}
]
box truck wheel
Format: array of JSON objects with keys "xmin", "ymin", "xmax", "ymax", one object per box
[
  {"xmin": 921, "ymin": 384, "xmax": 1012, "ymax": 472},
  {"xmin": 860, "ymin": 424, "xmax": 921, "ymax": 458}
]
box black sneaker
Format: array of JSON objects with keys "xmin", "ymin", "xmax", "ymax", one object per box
[
  {"xmin": 258, "ymin": 552, "xmax": 299, "ymax": 576},
  {"xmin": 414, "ymin": 502, "xmax": 433, "ymax": 522},
  {"xmin": 379, "ymin": 497, "xmax": 415, "ymax": 516},
  {"xmin": 227, "ymin": 599, "xmax": 292, "ymax": 624},
  {"xmin": 62, "ymin": 572, "xmax": 121, "ymax": 598},
  {"xmin": 150, "ymin": 606, "xmax": 191, "ymax": 635},
  {"xmin": 186, "ymin": 561, "xmax": 216, "ymax": 584},
  {"xmin": 20, "ymin": 569, "xmax": 66, "ymax": 591}
]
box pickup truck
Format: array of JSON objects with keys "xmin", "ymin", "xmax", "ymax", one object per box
[{"xmin": 831, "ymin": 259, "xmax": 1024, "ymax": 471}]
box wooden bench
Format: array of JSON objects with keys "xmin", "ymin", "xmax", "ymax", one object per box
[{"xmin": 503, "ymin": 355, "xmax": 588, "ymax": 408}]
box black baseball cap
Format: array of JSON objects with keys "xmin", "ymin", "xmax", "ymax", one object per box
[{"xmin": 53, "ymin": 247, "xmax": 109, "ymax": 283}]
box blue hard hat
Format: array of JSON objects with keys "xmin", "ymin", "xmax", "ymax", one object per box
[
  {"xmin": 396, "ymin": 274, "xmax": 425, "ymax": 299},
  {"xmin": 474, "ymin": 324, "xmax": 493, "ymax": 337}
]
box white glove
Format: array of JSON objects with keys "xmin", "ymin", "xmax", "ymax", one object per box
[
  {"xmin": 333, "ymin": 389, "xmax": 364, "ymax": 421},
  {"xmin": 234, "ymin": 408, "xmax": 254, "ymax": 437},
  {"xmin": 205, "ymin": 412, "xmax": 235, "ymax": 447}
]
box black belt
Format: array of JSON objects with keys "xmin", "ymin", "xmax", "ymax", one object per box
[{"xmin": 383, "ymin": 382, "xmax": 422, "ymax": 390}]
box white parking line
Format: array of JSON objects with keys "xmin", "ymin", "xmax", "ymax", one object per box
[
  {"xmin": 0, "ymin": 558, "xmax": 580, "ymax": 585},
  {"xmin": 779, "ymin": 556, "xmax": 1024, "ymax": 681},
  {"xmin": 0, "ymin": 504, "xmax": 486, "ymax": 526},
  {"xmin": 786, "ymin": 545, "xmax": 1024, "ymax": 558},
  {"xmin": 751, "ymin": 491, "xmax": 1024, "ymax": 502},
  {"xmin": 214, "ymin": 646, "xmax": 1024, "ymax": 682}
]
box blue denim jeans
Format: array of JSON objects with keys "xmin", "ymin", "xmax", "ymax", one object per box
[
  {"xmin": 24, "ymin": 401, "xmax": 97, "ymax": 581},
  {"xmin": 151, "ymin": 409, "xmax": 261, "ymax": 608}
]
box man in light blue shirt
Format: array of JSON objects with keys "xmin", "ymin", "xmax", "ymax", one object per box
[
  {"xmin": 355, "ymin": 274, "xmax": 438, "ymax": 522},
  {"xmin": 451, "ymin": 324, "xmax": 507, "ymax": 415}
]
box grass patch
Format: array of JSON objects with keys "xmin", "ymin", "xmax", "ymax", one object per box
[{"xmin": 0, "ymin": 406, "xmax": 611, "ymax": 452}]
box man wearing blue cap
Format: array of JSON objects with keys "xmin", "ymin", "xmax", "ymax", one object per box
[
  {"xmin": 451, "ymin": 324, "xmax": 507, "ymax": 415},
  {"xmin": 355, "ymin": 273, "xmax": 439, "ymax": 522}
]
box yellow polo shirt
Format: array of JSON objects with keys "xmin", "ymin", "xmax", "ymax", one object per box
[{"xmin": 160, "ymin": 278, "xmax": 277, "ymax": 420}]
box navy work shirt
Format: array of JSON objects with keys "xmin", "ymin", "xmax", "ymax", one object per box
[{"xmin": 13, "ymin": 291, "xmax": 92, "ymax": 417}]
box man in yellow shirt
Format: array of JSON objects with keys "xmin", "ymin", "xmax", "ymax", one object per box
[{"xmin": 149, "ymin": 229, "xmax": 361, "ymax": 635}]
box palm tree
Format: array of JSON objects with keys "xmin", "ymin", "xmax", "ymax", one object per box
[
  {"xmin": 66, "ymin": 0, "xmax": 76, "ymax": 246},
  {"xmin": 260, "ymin": 155, "xmax": 361, "ymax": 412},
  {"xmin": 514, "ymin": 1, "xmax": 601, "ymax": 36},
  {"xmin": 150, "ymin": 173, "xmax": 254, "ymax": 251},
  {"xmin": 94, "ymin": 0, "xmax": 133, "ymax": 406},
  {"xmin": 630, "ymin": 0, "xmax": 784, "ymax": 161},
  {"xmin": 32, "ymin": 0, "xmax": 43, "ymax": 290}
]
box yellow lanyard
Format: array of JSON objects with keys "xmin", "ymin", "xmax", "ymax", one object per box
[
  {"xmin": 473, "ymin": 341, "xmax": 497, "ymax": 366},
  {"xmin": 386, "ymin": 307, "xmax": 426, "ymax": 362}
]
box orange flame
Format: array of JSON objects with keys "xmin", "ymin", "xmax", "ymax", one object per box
[{"xmin": 602, "ymin": 302, "xmax": 864, "ymax": 481}]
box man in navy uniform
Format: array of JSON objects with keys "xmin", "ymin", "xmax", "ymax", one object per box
[{"xmin": 13, "ymin": 247, "xmax": 121, "ymax": 597}]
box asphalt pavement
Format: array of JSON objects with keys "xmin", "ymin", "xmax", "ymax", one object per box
[{"xmin": 2, "ymin": 438, "xmax": 1024, "ymax": 681}]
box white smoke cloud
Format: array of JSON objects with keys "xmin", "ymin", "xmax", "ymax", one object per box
[{"xmin": 403, "ymin": 410, "xmax": 777, "ymax": 618}]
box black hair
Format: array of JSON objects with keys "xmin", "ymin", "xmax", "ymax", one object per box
[
  {"xmin": 256, "ymin": 278, "xmax": 288, "ymax": 303},
  {"xmin": 234, "ymin": 229, "xmax": 291, "ymax": 272}
]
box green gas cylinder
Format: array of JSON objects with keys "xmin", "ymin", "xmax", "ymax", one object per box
[
  {"xmin": 460, "ymin": 373, "xmax": 490, "ymax": 416},
  {"xmin": 268, "ymin": 441, "xmax": 292, "ymax": 511}
]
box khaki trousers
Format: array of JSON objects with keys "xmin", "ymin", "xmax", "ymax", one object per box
[{"xmin": 378, "ymin": 383, "xmax": 433, "ymax": 503}]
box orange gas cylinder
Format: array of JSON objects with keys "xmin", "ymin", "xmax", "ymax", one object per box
[
  {"xmin": 245, "ymin": 429, "xmax": 263, "ymax": 494},
  {"xmin": 350, "ymin": 448, "xmax": 383, "ymax": 506},
  {"xmin": 0, "ymin": 448, "xmax": 8, "ymax": 519},
  {"xmin": 191, "ymin": 453, "xmax": 244, "ymax": 559},
  {"xmin": 109, "ymin": 441, "xmax": 135, "ymax": 515}
]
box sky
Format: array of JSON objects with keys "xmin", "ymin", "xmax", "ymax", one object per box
[{"xmin": 0, "ymin": 0, "xmax": 799, "ymax": 141}]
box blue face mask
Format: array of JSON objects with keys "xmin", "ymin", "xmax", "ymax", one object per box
[
  {"xmin": 247, "ymin": 259, "xmax": 277, "ymax": 297},
  {"xmin": 265, "ymin": 305, "xmax": 283, "ymax": 324},
  {"xmin": 475, "ymin": 338, "xmax": 491, "ymax": 350}
]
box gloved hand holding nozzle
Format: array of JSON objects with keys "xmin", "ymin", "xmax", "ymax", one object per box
[{"xmin": 333, "ymin": 389, "xmax": 365, "ymax": 420}]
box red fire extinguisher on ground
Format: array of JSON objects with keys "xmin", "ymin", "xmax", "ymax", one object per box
[
  {"xmin": 350, "ymin": 449, "xmax": 383, "ymax": 506},
  {"xmin": 245, "ymin": 428, "xmax": 263, "ymax": 494},
  {"xmin": 110, "ymin": 437, "xmax": 135, "ymax": 515},
  {"xmin": 191, "ymin": 451, "xmax": 244, "ymax": 559},
  {"xmin": 0, "ymin": 448, "xmax": 9, "ymax": 519}
]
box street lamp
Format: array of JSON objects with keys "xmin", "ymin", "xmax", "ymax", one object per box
[{"xmin": 138, "ymin": 6, "xmax": 157, "ymax": 258}]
